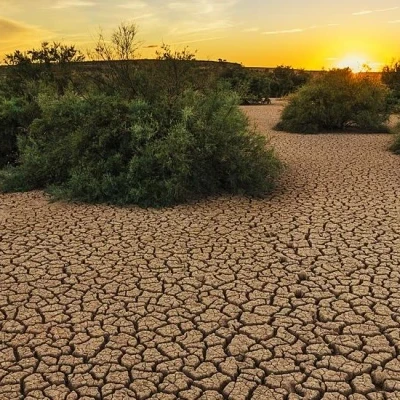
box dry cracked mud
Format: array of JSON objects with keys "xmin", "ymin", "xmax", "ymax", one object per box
[{"xmin": 1, "ymin": 104, "xmax": 400, "ymax": 400}]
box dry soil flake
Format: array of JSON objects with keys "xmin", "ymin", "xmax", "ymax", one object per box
[{"xmin": 1, "ymin": 104, "xmax": 400, "ymax": 398}]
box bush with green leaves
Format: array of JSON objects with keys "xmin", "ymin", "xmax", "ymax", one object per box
[
  {"xmin": 390, "ymin": 134, "xmax": 400, "ymax": 154},
  {"xmin": 390, "ymin": 123, "xmax": 400, "ymax": 154},
  {"xmin": 276, "ymin": 68, "xmax": 391, "ymax": 133},
  {"xmin": 219, "ymin": 65, "xmax": 309, "ymax": 104},
  {"xmin": 0, "ymin": 96, "xmax": 41, "ymax": 167},
  {"xmin": 3, "ymin": 41, "xmax": 85, "ymax": 97},
  {"xmin": 269, "ymin": 65, "xmax": 309, "ymax": 97},
  {"xmin": 1, "ymin": 88, "xmax": 281, "ymax": 207},
  {"xmin": 382, "ymin": 61, "xmax": 400, "ymax": 99}
]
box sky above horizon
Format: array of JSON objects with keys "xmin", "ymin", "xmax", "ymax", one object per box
[{"xmin": 0, "ymin": 0, "xmax": 399, "ymax": 70}]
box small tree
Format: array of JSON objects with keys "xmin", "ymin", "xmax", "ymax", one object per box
[
  {"xmin": 154, "ymin": 44, "xmax": 197, "ymax": 99},
  {"xmin": 0, "ymin": 97, "xmax": 40, "ymax": 167},
  {"xmin": 219, "ymin": 65, "xmax": 252, "ymax": 101},
  {"xmin": 276, "ymin": 68, "xmax": 391, "ymax": 133},
  {"xmin": 382, "ymin": 60, "xmax": 400, "ymax": 104},
  {"xmin": 93, "ymin": 22, "xmax": 141, "ymax": 61},
  {"xmin": 90, "ymin": 22, "xmax": 142, "ymax": 99},
  {"xmin": 268, "ymin": 65, "xmax": 309, "ymax": 97},
  {"xmin": 219, "ymin": 66, "xmax": 274, "ymax": 103},
  {"xmin": 248, "ymin": 73, "xmax": 272, "ymax": 101},
  {"xmin": 4, "ymin": 42, "xmax": 84, "ymax": 96},
  {"xmin": 5, "ymin": 42, "xmax": 84, "ymax": 66},
  {"xmin": 390, "ymin": 132, "xmax": 400, "ymax": 154},
  {"xmin": 390, "ymin": 121, "xmax": 400, "ymax": 154}
]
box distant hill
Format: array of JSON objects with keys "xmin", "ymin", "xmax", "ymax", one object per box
[
  {"xmin": 0, "ymin": 59, "xmax": 382, "ymax": 78},
  {"xmin": 0, "ymin": 59, "xmax": 241, "ymax": 76}
]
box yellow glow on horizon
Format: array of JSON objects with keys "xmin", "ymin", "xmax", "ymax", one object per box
[{"xmin": 334, "ymin": 54, "xmax": 374, "ymax": 72}]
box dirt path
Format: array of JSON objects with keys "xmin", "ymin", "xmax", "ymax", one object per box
[{"xmin": 1, "ymin": 104, "xmax": 400, "ymax": 399}]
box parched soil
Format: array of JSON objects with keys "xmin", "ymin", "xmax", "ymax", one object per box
[{"xmin": 1, "ymin": 104, "xmax": 400, "ymax": 399}]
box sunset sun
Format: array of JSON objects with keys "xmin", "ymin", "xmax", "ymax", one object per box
[{"xmin": 335, "ymin": 54, "xmax": 370, "ymax": 72}]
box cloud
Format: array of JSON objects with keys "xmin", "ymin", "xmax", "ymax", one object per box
[
  {"xmin": 0, "ymin": 18, "xmax": 31, "ymax": 37},
  {"xmin": 168, "ymin": 1, "xmax": 211, "ymax": 13},
  {"xmin": 352, "ymin": 10, "xmax": 372, "ymax": 15},
  {"xmin": 165, "ymin": 0, "xmax": 238, "ymax": 37},
  {"xmin": 143, "ymin": 44, "xmax": 158, "ymax": 48},
  {"xmin": 115, "ymin": 1, "xmax": 159, "ymax": 27},
  {"xmin": 0, "ymin": 17, "xmax": 53, "ymax": 56},
  {"xmin": 51, "ymin": 0, "xmax": 96, "ymax": 9},
  {"xmin": 262, "ymin": 22, "xmax": 338, "ymax": 36},
  {"xmin": 169, "ymin": 19, "xmax": 233, "ymax": 36},
  {"xmin": 388, "ymin": 19, "xmax": 400, "ymax": 23},
  {"xmin": 263, "ymin": 28, "xmax": 304, "ymax": 35},
  {"xmin": 0, "ymin": 17, "xmax": 50, "ymax": 42},
  {"xmin": 118, "ymin": 1, "xmax": 148, "ymax": 10},
  {"xmin": 242, "ymin": 27, "xmax": 259, "ymax": 32},
  {"xmin": 130, "ymin": 13, "xmax": 154, "ymax": 20},
  {"xmin": 353, "ymin": 6, "xmax": 398, "ymax": 15},
  {"xmin": 167, "ymin": 0, "xmax": 237, "ymax": 16},
  {"xmin": 377, "ymin": 7, "xmax": 399, "ymax": 12},
  {"xmin": 172, "ymin": 36, "xmax": 226, "ymax": 45}
]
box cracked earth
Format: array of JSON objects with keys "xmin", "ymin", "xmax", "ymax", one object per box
[{"xmin": 1, "ymin": 104, "xmax": 400, "ymax": 400}]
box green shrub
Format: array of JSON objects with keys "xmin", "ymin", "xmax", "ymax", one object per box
[
  {"xmin": 276, "ymin": 68, "xmax": 391, "ymax": 133},
  {"xmin": 269, "ymin": 65, "xmax": 309, "ymax": 97},
  {"xmin": 4, "ymin": 42, "xmax": 85, "ymax": 97},
  {"xmin": 8, "ymin": 91, "xmax": 89, "ymax": 190},
  {"xmin": 0, "ymin": 97, "xmax": 41, "ymax": 167},
  {"xmin": 1, "ymin": 88, "xmax": 281, "ymax": 207},
  {"xmin": 382, "ymin": 61, "xmax": 400, "ymax": 102},
  {"xmin": 390, "ymin": 134, "xmax": 400, "ymax": 154},
  {"xmin": 219, "ymin": 65, "xmax": 310, "ymax": 103},
  {"xmin": 390, "ymin": 123, "xmax": 400, "ymax": 154}
]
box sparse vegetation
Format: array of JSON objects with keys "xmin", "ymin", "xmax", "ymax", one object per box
[
  {"xmin": 269, "ymin": 65, "xmax": 309, "ymax": 97},
  {"xmin": 382, "ymin": 61, "xmax": 400, "ymax": 100},
  {"xmin": 390, "ymin": 134, "xmax": 400, "ymax": 153},
  {"xmin": 220, "ymin": 64, "xmax": 310, "ymax": 104},
  {"xmin": 88, "ymin": 23, "xmax": 144, "ymax": 99},
  {"xmin": 3, "ymin": 41, "xmax": 85, "ymax": 96},
  {"xmin": 86, "ymin": 26, "xmax": 224, "ymax": 103},
  {"xmin": 0, "ymin": 96, "xmax": 41, "ymax": 167},
  {"xmin": 0, "ymin": 24, "xmax": 281, "ymax": 207},
  {"xmin": 0, "ymin": 42, "xmax": 85, "ymax": 168},
  {"xmin": 276, "ymin": 68, "xmax": 391, "ymax": 133},
  {"xmin": 381, "ymin": 60, "xmax": 400, "ymax": 114},
  {"xmin": 0, "ymin": 87, "xmax": 281, "ymax": 207},
  {"xmin": 390, "ymin": 123, "xmax": 400, "ymax": 154},
  {"xmin": 0, "ymin": 23, "xmax": 283, "ymax": 208}
]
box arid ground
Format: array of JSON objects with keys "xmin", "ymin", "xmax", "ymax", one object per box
[{"xmin": 1, "ymin": 104, "xmax": 400, "ymax": 399}]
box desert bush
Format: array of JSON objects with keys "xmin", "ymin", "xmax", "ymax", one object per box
[
  {"xmin": 269, "ymin": 65, "xmax": 309, "ymax": 97},
  {"xmin": 390, "ymin": 134, "xmax": 400, "ymax": 154},
  {"xmin": 0, "ymin": 96, "xmax": 41, "ymax": 167},
  {"xmin": 89, "ymin": 25, "xmax": 213, "ymax": 102},
  {"xmin": 219, "ymin": 65, "xmax": 309, "ymax": 104},
  {"xmin": 276, "ymin": 68, "xmax": 391, "ymax": 133},
  {"xmin": 219, "ymin": 65, "xmax": 253, "ymax": 101},
  {"xmin": 248, "ymin": 74, "xmax": 272, "ymax": 101},
  {"xmin": 390, "ymin": 123, "xmax": 400, "ymax": 154},
  {"xmin": 220, "ymin": 67, "xmax": 273, "ymax": 103},
  {"xmin": 382, "ymin": 61, "xmax": 400, "ymax": 99},
  {"xmin": 1, "ymin": 88, "xmax": 281, "ymax": 207},
  {"xmin": 89, "ymin": 23, "xmax": 143, "ymax": 99},
  {"xmin": 154, "ymin": 44, "xmax": 197, "ymax": 98},
  {"xmin": 4, "ymin": 42, "xmax": 85, "ymax": 97}
]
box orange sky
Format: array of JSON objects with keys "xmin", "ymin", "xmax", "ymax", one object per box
[{"xmin": 1, "ymin": 0, "xmax": 399, "ymax": 70}]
